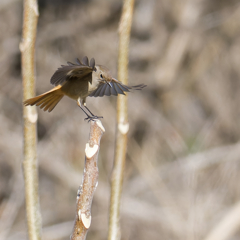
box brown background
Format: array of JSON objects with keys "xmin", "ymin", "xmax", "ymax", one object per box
[{"xmin": 1, "ymin": 0, "xmax": 240, "ymax": 239}]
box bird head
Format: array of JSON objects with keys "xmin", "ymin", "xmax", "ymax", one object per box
[{"xmin": 94, "ymin": 65, "xmax": 114, "ymax": 87}]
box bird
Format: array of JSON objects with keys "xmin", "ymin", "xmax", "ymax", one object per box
[{"xmin": 24, "ymin": 56, "xmax": 146, "ymax": 121}]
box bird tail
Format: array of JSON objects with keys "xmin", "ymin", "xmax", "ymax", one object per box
[{"xmin": 23, "ymin": 86, "xmax": 64, "ymax": 112}]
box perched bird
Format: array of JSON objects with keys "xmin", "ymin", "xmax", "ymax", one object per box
[{"xmin": 24, "ymin": 56, "xmax": 146, "ymax": 121}]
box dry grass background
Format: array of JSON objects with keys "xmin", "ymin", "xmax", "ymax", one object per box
[{"xmin": 0, "ymin": 0, "xmax": 240, "ymax": 239}]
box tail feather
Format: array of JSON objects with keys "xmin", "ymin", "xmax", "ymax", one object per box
[
  {"xmin": 39, "ymin": 95, "xmax": 58, "ymax": 110},
  {"xmin": 41, "ymin": 95, "xmax": 62, "ymax": 112},
  {"xmin": 24, "ymin": 86, "xmax": 64, "ymax": 112},
  {"xmin": 36, "ymin": 94, "xmax": 54, "ymax": 106},
  {"xmin": 47, "ymin": 96, "xmax": 63, "ymax": 112}
]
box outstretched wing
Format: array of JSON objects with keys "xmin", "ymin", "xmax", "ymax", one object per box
[
  {"xmin": 88, "ymin": 78, "xmax": 146, "ymax": 97},
  {"xmin": 50, "ymin": 56, "xmax": 96, "ymax": 86}
]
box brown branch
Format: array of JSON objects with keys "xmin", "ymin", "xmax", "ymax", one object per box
[
  {"xmin": 20, "ymin": 0, "xmax": 41, "ymax": 240},
  {"xmin": 108, "ymin": 1, "xmax": 135, "ymax": 240},
  {"xmin": 70, "ymin": 120, "xmax": 105, "ymax": 240}
]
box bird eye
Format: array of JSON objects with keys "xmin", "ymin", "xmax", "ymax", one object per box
[{"xmin": 100, "ymin": 74, "xmax": 103, "ymax": 79}]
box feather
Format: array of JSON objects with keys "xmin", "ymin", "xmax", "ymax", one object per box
[
  {"xmin": 76, "ymin": 58, "xmax": 82, "ymax": 65},
  {"xmin": 47, "ymin": 95, "xmax": 64, "ymax": 112},
  {"xmin": 103, "ymin": 85, "xmax": 111, "ymax": 96},
  {"xmin": 112, "ymin": 83, "xmax": 125, "ymax": 95},
  {"xmin": 117, "ymin": 84, "xmax": 130, "ymax": 92},
  {"xmin": 99, "ymin": 84, "xmax": 108, "ymax": 97},
  {"xmin": 50, "ymin": 56, "xmax": 96, "ymax": 86},
  {"xmin": 90, "ymin": 58, "xmax": 95, "ymax": 69},
  {"xmin": 82, "ymin": 56, "xmax": 89, "ymax": 66},
  {"xmin": 94, "ymin": 84, "xmax": 105, "ymax": 97},
  {"xmin": 67, "ymin": 61, "xmax": 75, "ymax": 66},
  {"xmin": 110, "ymin": 84, "xmax": 118, "ymax": 96},
  {"xmin": 24, "ymin": 86, "xmax": 64, "ymax": 112},
  {"xmin": 40, "ymin": 95, "xmax": 59, "ymax": 110}
]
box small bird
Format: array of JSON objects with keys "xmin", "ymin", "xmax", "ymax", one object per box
[{"xmin": 24, "ymin": 56, "xmax": 146, "ymax": 121}]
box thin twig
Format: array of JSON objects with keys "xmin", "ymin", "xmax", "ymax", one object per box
[
  {"xmin": 20, "ymin": 0, "xmax": 41, "ymax": 239},
  {"xmin": 70, "ymin": 120, "xmax": 105, "ymax": 240},
  {"xmin": 108, "ymin": 1, "xmax": 135, "ymax": 240}
]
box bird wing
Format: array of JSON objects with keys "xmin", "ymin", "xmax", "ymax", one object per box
[
  {"xmin": 50, "ymin": 56, "xmax": 96, "ymax": 86},
  {"xmin": 88, "ymin": 78, "xmax": 146, "ymax": 97}
]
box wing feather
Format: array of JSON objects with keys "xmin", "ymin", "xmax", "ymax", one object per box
[
  {"xmin": 110, "ymin": 84, "xmax": 118, "ymax": 96},
  {"xmin": 94, "ymin": 84, "xmax": 105, "ymax": 97},
  {"xmin": 82, "ymin": 56, "xmax": 89, "ymax": 66},
  {"xmin": 76, "ymin": 58, "xmax": 82, "ymax": 65},
  {"xmin": 88, "ymin": 80, "xmax": 146, "ymax": 98},
  {"xmin": 112, "ymin": 83, "xmax": 125, "ymax": 95},
  {"xmin": 90, "ymin": 58, "xmax": 95, "ymax": 69},
  {"xmin": 50, "ymin": 56, "xmax": 95, "ymax": 86},
  {"xmin": 116, "ymin": 83, "xmax": 130, "ymax": 92},
  {"xmin": 99, "ymin": 84, "xmax": 108, "ymax": 97},
  {"xmin": 104, "ymin": 85, "xmax": 111, "ymax": 96}
]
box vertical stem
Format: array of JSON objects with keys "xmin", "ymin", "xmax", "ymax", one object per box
[
  {"xmin": 20, "ymin": 1, "xmax": 41, "ymax": 240},
  {"xmin": 108, "ymin": 1, "xmax": 135, "ymax": 240}
]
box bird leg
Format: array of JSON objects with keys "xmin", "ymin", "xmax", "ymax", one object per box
[
  {"xmin": 79, "ymin": 106, "xmax": 91, "ymax": 117},
  {"xmin": 84, "ymin": 106, "xmax": 95, "ymax": 116},
  {"xmin": 83, "ymin": 106, "xmax": 103, "ymax": 122},
  {"xmin": 77, "ymin": 100, "xmax": 102, "ymax": 122}
]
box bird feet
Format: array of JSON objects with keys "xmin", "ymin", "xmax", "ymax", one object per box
[{"xmin": 84, "ymin": 115, "xmax": 103, "ymax": 122}]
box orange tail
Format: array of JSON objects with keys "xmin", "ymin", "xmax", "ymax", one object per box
[{"xmin": 24, "ymin": 86, "xmax": 64, "ymax": 112}]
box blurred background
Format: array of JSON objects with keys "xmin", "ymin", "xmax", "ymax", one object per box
[{"xmin": 1, "ymin": 0, "xmax": 240, "ymax": 239}]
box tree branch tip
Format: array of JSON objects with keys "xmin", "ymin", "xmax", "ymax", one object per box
[
  {"xmin": 81, "ymin": 213, "xmax": 91, "ymax": 229},
  {"xmin": 118, "ymin": 122, "xmax": 129, "ymax": 134},
  {"xmin": 85, "ymin": 143, "xmax": 99, "ymax": 159},
  {"xmin": 31, "ymin": 2, "xmax": 39, "ymax": 16},
  {"xmin": 95, "ymin": 119, "xmax": 105, "ymax": 133}
]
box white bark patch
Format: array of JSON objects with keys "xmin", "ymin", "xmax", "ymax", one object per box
[
  {"xmin": 96, "ymin": 120, "xmax": 105, "ymax": 132},
  {"xmin": 27, "ymin": 107, "xmax": 38, "ymax": 123},
  {"xmin": 19, "ymin": 38, "xmax": 31, "ymax": 52},
  {"xmin": 118, "ymin": 122, "xmax": 129, "ymax": 134},
  {"xmin": 85, "ymin": 143, "xmax": 98, "ymax": 158},
  {"xmin": 78, "ymin": 209, "xmax": 81, "ymax": 221},
  {"xmin": 81, "ymin": 213, "xmax": 91, "ymax": 229}
]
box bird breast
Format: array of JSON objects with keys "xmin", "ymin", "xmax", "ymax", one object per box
[{"xmin": 61, "ymin": 76, "xmax": 99, "ymax": 100}]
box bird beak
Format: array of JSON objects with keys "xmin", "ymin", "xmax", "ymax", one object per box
[{"xmin": 106, "ymin": 80, "xmax": 112, "ymax": 88}]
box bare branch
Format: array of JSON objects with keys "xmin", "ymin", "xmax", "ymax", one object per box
[
  {"xmin": 108, "ymin": 1, "xmax": 135, "ymax": 240},
  {"xmin": 20, "ymin": 0, "xmax": 41, "ymax": 239},
  {"xmin": 70, "ymin": 120, "xmax": 105, "ymax": 240}
]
